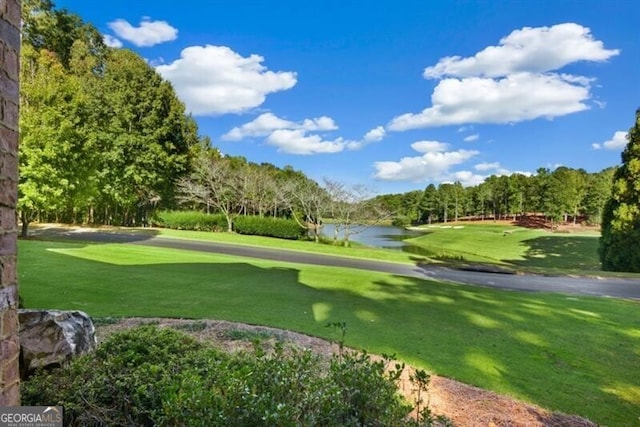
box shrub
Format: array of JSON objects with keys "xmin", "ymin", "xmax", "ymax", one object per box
[
  {"xmin": 22, "ymin": 326, "xmax": 206, "ymax": 426},
  {"xmin": 234, "ymin": 215, "xmax": 305, "ymax": 240},
  {"xmin": 154, "ymin": 210, "xmax": 227, "ymax": 231},
  {"xmin": 22, "ymin": 325, "xmax": 419, "ymax": 426},
  {"xmin": 392, "ymin": 215, "xmax": 411, "ymax": 227}
]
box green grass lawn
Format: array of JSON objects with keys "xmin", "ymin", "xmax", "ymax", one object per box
[
  {"xmin": 404, "ymin": 223, "xmax": 618, "ymax": 275},
  {"xmin": 18, "ymin": 239, "xmax": 640, "ymax": 425},
  {"xmin": 155, "ymin": 228, "xmax": 424, "ymax": 264}
]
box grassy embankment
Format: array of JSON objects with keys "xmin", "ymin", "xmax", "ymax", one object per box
[
  {"xmin": 403, "ymin": 222, "xmax": 619, "ymax": 275},
  {"xmin": 156, "ymin": 223, "xmax": 636, "ymax": 277},
  {"xmin": 18, "ymin": 233, "xmax": 640, "ymax": 426}
]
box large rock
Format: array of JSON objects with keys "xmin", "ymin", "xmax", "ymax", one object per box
[{"xmin": 19, "ymin": 309, "xmax": 97, "ymax": 378}]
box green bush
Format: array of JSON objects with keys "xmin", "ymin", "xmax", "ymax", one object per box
[
  {"xmin": 234, "ymin": 215, "xmax": 305, "ymax": 240},
  {"xmin": 154, "ymin": 210, "xmax": 227, "ymax": 231},
  {"xmin": 22, "ymin": 326, "xmax": 206, "ymax": 426},
  {"xmin": 392, "ymin": 215, "xmax": 411, "ymax": 227},
  {"xmin": 22, "ymin": 325, "xmax": 418, "ymax": 426}
]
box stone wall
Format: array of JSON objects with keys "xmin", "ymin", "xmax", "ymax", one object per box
[{"xmin": 0, "ymin": 0, "xmax": 20, "ymax": 406}]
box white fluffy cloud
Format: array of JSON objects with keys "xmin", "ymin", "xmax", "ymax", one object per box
[
  {"xmin": 592, "ymin": 131, "xmax": 628, "ymax": 150},
  {"xmin": 266, "ymin": 129, "xmax": 348, "ymax": 155},
  {"xmin": 464, "ymin": 133, "xmax": 479, "ymax": 142},
  {"xmin": 474, "ymin": 161, "xmax": 531, "ymax": 176},
  {"xmin": 449, "ymin": 170, "xmax": 487, "ymax": 187},
  {"xmin": 449, "ymin": 167, "xmax": 532, "ymax": 187},
  {"xmin": 102, "ymin": 34, "xmax": 123, "ymax": 48},
  {"xmin": 389, "ymin": 23, "xmax": 619, "ymax": 131},
  {"xmin": 373, "ymin": 140, "xmax": 478, "ymax": 182},
  {"xmin": 108, "ymin": 18, "xmax": 178, "ymax": 47},
  {"xmin": 411, "ymin": 140, "xmax": 450, "ymax": 153},
  {"xmin": 224, "ymin": 114, "xmax": 384, "ymax": 154},
  {"xmin": 156, "ymin": 45, "xmax": 297, "ymax": 116},
  {"xmin": 363, "ymin": 126, "xmax": 386, "ymax": 142},
  {"xmin": 474, "ymin": 162, "xmax": 501, "ymax": 172},
  {"xmin": 222, "ymin": 113, "xmax": 337, "ymax": 140},
  {"xmin": 389, "ymin": 73, "xmax": 590, "ymax": 129},
  {"xmin": 424, "ymin": 23, "xmax": 619, "ymax": 79}
]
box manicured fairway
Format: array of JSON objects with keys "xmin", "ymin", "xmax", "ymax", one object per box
[
  {"xmin": 18, "ymin": 239, "xmax": 640, "ymax": 425},
  {"xmin": 406, "ymin": 223, "xmax": 603, "ymax": 273}
]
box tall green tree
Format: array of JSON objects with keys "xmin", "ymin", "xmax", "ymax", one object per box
[
  {"xmin": 583, "ymin": 167, "xmax": 615, "ymax": 225},
  {"xmin": 22, "ymin": 0, "xmax": 106, "ymax": 69},
  {"xmin": 19, "ymin": 45, "xmax": 96, "ymax": 235},
  {"xmin": 599, "ymin": 109, "xmax": 640, "ymax": 272},
  {"xmin": 418, "ymin": 184, "xmax": 438, "ymax": 224},
  {"xmin": 19, "ymin": 1, "xmax": 199, "ymax": 229},
  {"xmin": 437, "ymin": 183, "xmax": 455, "ymax": 223},
  {"xmin": 450, "ymin": 181, "xmax": 466, "ymax": 221},
  {"xmin": 472, "ymin": 182, "xmax": 492, "ymax": 219},
  {"xmin": 85, "ymin": 49, "xmax": 198, "ymax": 225}
]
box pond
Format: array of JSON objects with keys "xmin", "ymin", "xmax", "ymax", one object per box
[{"xmin": 320, "ymin": 223, "xmax": 424, "ymax": 249}]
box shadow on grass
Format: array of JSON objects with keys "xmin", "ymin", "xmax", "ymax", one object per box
[
  {"xmin": 507, "ymin": 235, "xmax": 600, "ymax": 270},
  {"xmin": 18, "ymin": 239, "xmax": 639, "ymax": 425},
  {"xmin": 25, "ymin": 225, "xmax": 160, "ymax": 244}
]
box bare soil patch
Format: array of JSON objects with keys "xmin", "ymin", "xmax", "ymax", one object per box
[{"xmin": 95, "ymin": 318, "xmax": 596, "ymax": 427}]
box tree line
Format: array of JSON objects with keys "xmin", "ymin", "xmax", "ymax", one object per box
[
  {"xmin": 17, "ymin": 0, "xmax": 384, "ymax": 245},
  {"xmin": 375, "ymin": 166, "xmax": 616, "ymax": 228},
  {"xmin": 17, "ymin": 2, "xmax": 640, "ymax": 271},
  {"xmin": 176, "ymin": 152, "xmax": 387, "ymax": 245},
  {"xmin": 19, "ymin": 0, "xmax": 204, "ymax": 234},
  {"xmin": 16, "ymin": 0, "xmax": 616, "ymax": 239}
]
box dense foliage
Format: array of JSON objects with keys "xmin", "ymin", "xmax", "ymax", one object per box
[
  {"xmin": 599, "ymin": 109, "xmax": 640, "ymax": 272},
  {"xmin": 156, "ymin": 211, "xmax": 305, "ymax": 239},
  {"xmin": 22, "ymin": 325, "xmax": 422, "ymax": 426},
  {"xmin": 375, "ymin": 166, "xmax": 615, "ymax": 227},
  {"xmin": 18, "ymin": 1, "xmax": 618, "ymax": 242},
  {"xmin": 155, "ymin": 210, "xmax": 228, "ymax": 232},
  {"xmin": 19, "ymin": 1, "xmax": 202, "ymax": 234},
  {"xmin": 234, "ymin": 215, "xmax": 306, "ymax": 240}
]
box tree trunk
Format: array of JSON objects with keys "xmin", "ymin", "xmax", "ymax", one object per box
[
  {"xmin": 20, "ymin": 211, "xmax": 30, "ymax": 238},
  {"xmin": 343, "ymin": 224, "xmax": 351, "ymax": 247},
  {"xmin": 224, "ymin": 214, "xmax": 233, "ymax": 232}
]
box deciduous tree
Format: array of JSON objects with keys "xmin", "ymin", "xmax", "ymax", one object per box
[{"xmin": 178, "ymin": 153, "xmax": 243, "ymax": 232}]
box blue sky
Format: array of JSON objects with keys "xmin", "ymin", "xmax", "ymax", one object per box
[{"xmin": 57, "ymin": 0, "xmax": 639, "ymax": 194}]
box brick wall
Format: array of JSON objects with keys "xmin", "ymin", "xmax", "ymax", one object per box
[{"xmin": 0, "ymin": 0, "xmax": 20, "ymax": 406}]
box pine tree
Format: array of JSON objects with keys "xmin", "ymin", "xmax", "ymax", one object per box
[{"xmin": 599, "ymin": 109, "xmax": 640, "ymax": 271}]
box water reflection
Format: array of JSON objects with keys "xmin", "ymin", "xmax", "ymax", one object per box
[{"xmin": 321, "ymin": 224, "xmax": 424, "ymax": 249}]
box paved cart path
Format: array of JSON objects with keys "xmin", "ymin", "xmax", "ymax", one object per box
[
  {"xmin": 30, "ymin": 226, "xmax": 640, "ymax": 300},
  {"xmin": 134, "ymin": 236, "xmax": 640, "ymax": 299}
]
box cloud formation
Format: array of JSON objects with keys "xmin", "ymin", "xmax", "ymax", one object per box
[
  {"xmin": 266, "ymin": 130, "xmax": 347, "ymax": 154},
  {"xmin": 474, "ymin": 162, "xmax": 501, "ymax": 172},
  {"xmin": 156, "ymin": 45, "xmax": 297, "ymax": 116},
  {"xmin": 223, "ymin": 113, "xmax": 384, "ymax": 154},
  {"xmin": 373, "ymin": 140, "xmax": 478, "ymax": 182},
  {"xmin": 592, "ymin": 130, "xmax": 628, "ymax": 150},
  {"xmin": 449, "ymin": 170, "xmax": 487, "ymax": 187},
  {"xmin": 423, "ymin": 23, "xmax": 619, "ymax": 79},
  {"xmin": 363, "ymin": 126, "xmax": 386, "ymax": 142},
  {"xmin": 102, "ymin": 34, "xmax": 123, "ymax": 48},
  {"xmin": 437, "ymin": 162, "xmax": 532, "ymax": 187},
  {"xmin": 389, "ymin": 23, "xmax": 619, "ymax": 131},
  {"xmin": 222, "ymin": 113, "xmax": 336, "ymax": 140},
  {"xmin": 108, "ymin": 17, "xmax": 178, "ymax": 47},
  {"xmin": 464, "ymin": 133, "xmax": 479, "ymax": 142}
]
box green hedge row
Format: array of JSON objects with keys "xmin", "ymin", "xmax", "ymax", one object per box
[
  {"xmin": 154, "ymin": 210, "xmax": 227, "ymax": 231},
  {"xmin": 154, "ymin": 211, "xmax": 304, "ymax": 240},
  {"xmin": 22, "ymin": 325, "xmax": 417, "ymax": 426},
  {"xmin": 234, "ymin": 215, "xmax": 305, "ymax": 240}
]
